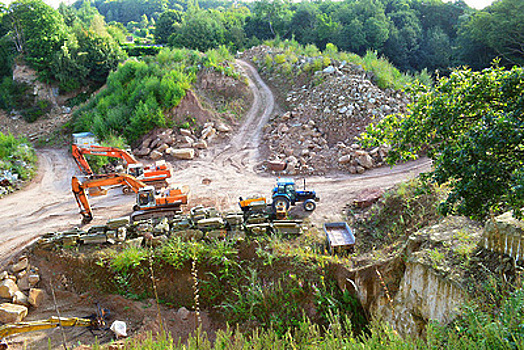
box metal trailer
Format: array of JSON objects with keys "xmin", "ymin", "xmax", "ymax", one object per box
[{"xmin": 323, "ymin": 222, "xmax": 355, "ymax": 254}]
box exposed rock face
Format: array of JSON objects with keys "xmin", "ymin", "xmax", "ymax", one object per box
[
  {"xmin": 13, "ymin": 64, "xmax": 57, "ymax": 106},
  {"xmin": 380, "ymin": 261, "xmax": 468, "ymax": 337},
  {"xmin": 334, "ymin": 216, "xmax": 483, "ymax": 338},
  {"xmin": 483, "ymin": 211, "xmax": 524, "ymax": 262}
]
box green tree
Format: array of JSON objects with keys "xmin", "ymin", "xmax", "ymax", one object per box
[
  {"xmin": 7, "ymin": 0, "xmax": 67, "ymax": 76},
  {"xmin": 362, "ymin": 65, "xmax": 524, "ymax": 219},
  {"xmin": 383, "ymin": 10, "xmax": 421, "ymax": 71},
  {"xmin": 154, "ymin": 9, "xmax": 182, "ymax": 44},
  {"xmin": 169, "ymin": 10, "xmax": 225, "ymax": 51},
  {"xmin": 465, "ymin": 0, "xmax": 524, "ymax": 67},
  {"xmin": 251, "ymin": 0, "xmax": 292, "ymax": 38},
  {"xmin": 335, "ymin": 0, "xmax": 390, "ymax": 55},
  {"xmin": 289, "ymin": 3, "xmax": 319, "ymax": 44},
  {"xmin": 418, "ymin": 26, "xmax": 451, "ymax": 72}
]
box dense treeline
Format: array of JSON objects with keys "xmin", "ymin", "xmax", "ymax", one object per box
[
  {"xmin": 0, "ymin": 0, "xmax": 125, "ymax": 90},
  {"xmin": 89, "ymin": 0, "xmax": 524, "ymax": 73}
]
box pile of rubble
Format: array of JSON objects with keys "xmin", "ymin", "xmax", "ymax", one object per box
[
  {"xmin": 0, "ymin": 169, "xmax": 20, "ymax": 197},
  {"xmin": 133, "ymin": 122, "xmax": 231, "ymax": 161},
  {"xmin": 241, "ymin": 46, "xmax": 409, "ymax": 175},
  {"xmin": 0, "ymin": 256, "xmax": 45, "ymax": 324}
]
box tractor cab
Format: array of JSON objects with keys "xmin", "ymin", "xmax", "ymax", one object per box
[
  {"xmin": 273, "ymin": 178, "xmax": 298, "ymax": 203},
  {"xmin": 127, "ymin": 164, "xmax": 145, "ymax": 179},
  {"xmin": 136, "ymin": 186, "xmax": 156, "ymax": 210}
]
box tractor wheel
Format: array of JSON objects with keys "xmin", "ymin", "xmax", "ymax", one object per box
[
  {"xmin": 122, "ymin": 186, "xmax": 132, "ymax": 195},
  {"xmin": 303, "ymin": 199, "xmax": 316, "ymax": 212},
  {"xmin": 133, "ymin": 204, "xmax": 140, "ymax": 211},
  {"xmin": 272, "ymin": 196, "xmax": 290, "ymax": 211}
]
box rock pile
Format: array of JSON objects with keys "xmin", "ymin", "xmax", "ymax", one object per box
[
  {"xmin": 241, "ymin": 46, "xmax": 409, "ymax": 175},
  {"xmin": 133, "ymin": 122, "xmax": 230, "ymax": 161},
  {"xmin": 0, "ymin": 256, "xmax": 45, "ymax": 324}
]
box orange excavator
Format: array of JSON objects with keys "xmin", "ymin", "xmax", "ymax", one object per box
[
  {"xmin": 71, "ymin": 144, "xmax": 171, "ymax": 189},
  {"xmin": 72, "ymin": 173, "xmax": 189, "ymax": 224}
]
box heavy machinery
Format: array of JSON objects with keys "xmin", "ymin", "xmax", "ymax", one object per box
[
  {"xmin": 238, "ymin": 178, "xmax": 319, "ymax": 220},
  {"xmin": 72, "ymin": 173, "xmax": 189, "ymax": 224},
  {"xmin": 271, "ymin": 178, "xmax": 319, "ymax": 212},
  {"xmin": 71, "ymin": 144, "xmax": 171, "ymax": 190},
  {"xmin": 0, "ymin": 308, "xmax": 109, "ymax": 349}
]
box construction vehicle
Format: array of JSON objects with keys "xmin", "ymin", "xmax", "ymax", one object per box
[
  {"xmin": 71, "ymin": 144, "xmax": 171, "ymax": 191},
  {"xmin": 0, "ymin": 307, "xmax": 109, "ymax": 349},
  {"xmin": 72, "ymin": 173, "xmax": 189, "ymax": 224},
  {"xmin": 271, "ymin": 178, "xmax": 319, "ymax": 212}
]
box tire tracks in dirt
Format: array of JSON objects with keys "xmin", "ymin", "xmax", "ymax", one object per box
[{"xmin": 0, "ymin": 60, "xmax": 431, "ymax": 264}]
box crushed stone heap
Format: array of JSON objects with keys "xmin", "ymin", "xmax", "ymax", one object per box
[{"xmin": 241, "ymin": 46, "xmax": 410, "ymax": 176}]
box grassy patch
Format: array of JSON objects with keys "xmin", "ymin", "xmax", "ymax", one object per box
[
  {"xmin": 348, "ymin": 179, "xmax": 444, "ymax": 254},
  {"xmin": 0, "ymin": 132, "xmax": 37, "ymax": 182},
  {"xmin": 261, "ymin": 39, "xmax": 419, "ymax": 90},
  {"xmin": 73, "ymin": 46, "xmax": 241, "ymax": 145}
]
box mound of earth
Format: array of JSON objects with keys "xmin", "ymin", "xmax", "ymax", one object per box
[
  {"xmin": 240, "ymin": 46, "xmax": 409, "ymax": 176},
  {"xmin": 132, "ymin": 65, "xmax": 252, "ymax": 162}
]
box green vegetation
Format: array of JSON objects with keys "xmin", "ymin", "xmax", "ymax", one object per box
[
  {"xmin": 257, "ymin": 39, "xmax": 414, "ymax": 91},
  {"xmin": 92, "ymin": 287, "xmax": 524, "ymax": 349},
  {"xmin": 362, "ymin": 64, "xmax": 524, "ymax": 220},
  {"xmin": 0, "ymin": 78, "xmax": 52, "ymax": 123},
  {"xmin": 86, "ymin": 0, "xmax": 523, "ymax": 73},
  {"xmin": 92, "ymin": 234, "xmax": 366, "ymax": 337},
  {"xmin": 349, "ymin": 179, "xmax": 444, "ymax": 253},
  {"xmin": 73, "ymin": 46, "xmax": 237, "ymax": 144},
  {"xmin": 0, "ymin": 0, "xmax": 126, "ymax": 96},
  {"xmin": 0, "ymin": 132, "xmax": 37, "ymax": 182}
]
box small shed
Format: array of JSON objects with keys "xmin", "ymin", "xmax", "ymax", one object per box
[{"xmin": 73, "ymin": 132, "xmax": 97, "ymax": 146}]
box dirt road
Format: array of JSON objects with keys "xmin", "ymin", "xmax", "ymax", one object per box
[{"xmin": 0, "ymin": 60, "xmax": 431, "ymax": 265}]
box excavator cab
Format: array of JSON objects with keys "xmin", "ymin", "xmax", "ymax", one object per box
[
  {"xmin": 127, "ymin": 164, "xmax": 145, "ymax": 179},
  {"xmin": 136, "ymin": 186, "xmax": 156, "ymax": 210}
]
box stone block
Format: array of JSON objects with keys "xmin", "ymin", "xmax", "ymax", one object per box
[
  {"xmin": 170, "ymin": 148, "xmax": 195, "ymax": 160},
  {"xmin": 0, "ymin": 303, "xmax": 28, "ymax": 323},
  {"xmin": 0, "ymin": 279, "xmax": 20, "ymax": 298},
  {"xmin": 28, "ymin": 288, "xmax": 45, "ymax": 308}
]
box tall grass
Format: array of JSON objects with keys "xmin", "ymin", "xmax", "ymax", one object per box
[
  {"xmin": 261, "ymin": 39, "xmax": 426, "ymax": 90},
  {"xmin": 95, "ymin": 287, "xmax": 524, "ymax": 349}
]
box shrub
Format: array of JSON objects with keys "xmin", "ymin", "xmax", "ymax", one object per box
[{"xmin": 73, "ymin": 46, "xmax": 240, "ymax": 144}]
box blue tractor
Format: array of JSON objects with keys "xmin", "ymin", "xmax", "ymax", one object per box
[{"xmin": 271, "ymin": 178, "xmax": 319, "ymax": 212}]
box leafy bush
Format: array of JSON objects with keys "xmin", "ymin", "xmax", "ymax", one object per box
[
  {"xmin": 110, "ymin": 246, "xmax": 148, "ymax": 274},
  {"xmin": 73, "ymin": 46, "xmax": 239, "ymax": 144},
  {"xmin": 123, "ymin": 44, "xmax": 163, "ymax": 57},
  {"xmin": 0, "ymin": 132, "xmax": 37, "ymax": 181}
]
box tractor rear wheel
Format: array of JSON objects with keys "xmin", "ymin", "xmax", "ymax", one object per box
[
  {"xmin": 303, "ymin": 199, "xmax": 316, "ymax": 211},
  {"xmin": 272, "ymin": 196, "xmax": 290, "ymax": 211}
]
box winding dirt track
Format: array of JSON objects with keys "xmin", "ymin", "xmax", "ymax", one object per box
[{"xmin": 0, "ymin": 60, "xmax": 431, "ymax": 265}]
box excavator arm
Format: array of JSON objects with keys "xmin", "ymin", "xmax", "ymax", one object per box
[
  {"xmin": 72, "ymin": 174, "xmax": 146, "ymax": 223},
  {"xmin": 72, "ymin": 144, "xmax": 138, "ymax": 176},
  {"xmin": 0, "ymin": 316, "xmax": 95, "ymax": 340}
]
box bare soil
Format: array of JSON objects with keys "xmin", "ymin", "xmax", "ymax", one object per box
[{"xmin": 0, "ymin": 59, "xmax": 431, "ymax": 348}]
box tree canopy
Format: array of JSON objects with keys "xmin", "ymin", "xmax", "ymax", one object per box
[{"xmin": 362, "ymin": 65, "xmax": 524, "ymax": 219}]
